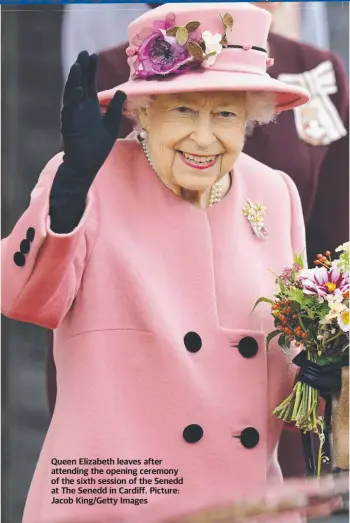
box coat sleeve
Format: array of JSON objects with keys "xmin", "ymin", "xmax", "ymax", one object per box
[
  {"xmin": 1, "ymin": 153, "xmax": 98, "ymax": 329},
  {"xmin": 305, "ymin": 52, "xmax": 349, "ymax": 262}
]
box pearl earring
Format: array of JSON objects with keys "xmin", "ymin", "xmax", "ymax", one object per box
[{"xmin": 138, "ymin": 129, "xmax": 148, "ymax": 142}]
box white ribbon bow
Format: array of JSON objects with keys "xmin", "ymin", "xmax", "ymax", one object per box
[{"xmin": 278, "ymin": 60, "xmax": 347, "ymax": 146}]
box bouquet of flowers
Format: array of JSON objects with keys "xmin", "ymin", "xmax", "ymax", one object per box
[{"xmin": 254, "ymin": 242, "xmax": 349, "ymax": 475}]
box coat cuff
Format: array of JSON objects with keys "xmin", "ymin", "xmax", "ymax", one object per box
[{"xmin": 1, "ymin": 186, "xmax": 94, "ymax": 319}]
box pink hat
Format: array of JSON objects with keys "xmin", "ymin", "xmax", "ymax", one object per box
[{"xmin": 98, "ymin": 3, "xmax": 310, "ymax": 112}]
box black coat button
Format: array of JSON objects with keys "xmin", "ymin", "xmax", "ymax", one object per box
[
  {"xmin": 184, "ymin": 332, "xmax": 202, "ymax": 353},
  {"xmin": 20, "ymin": 239, "xmax": 30, "ymax": 254},
  {"xmin": 238, "ymin": 336, "xmax": 258, "ymax": 358},
  {"xmin": 240, "ymin": 427, "xmax": 260, "ymax": 448},
  {"xmin": 183, "ymin": 424, "xmax": 203, "ymax": 443},
  {"xmin": 13, "ymin": 252, "xmax": 26, "ymax": 267},
  {"xmin": 26, "ymin": 227, "xmax": 35, "ymax": 242}
]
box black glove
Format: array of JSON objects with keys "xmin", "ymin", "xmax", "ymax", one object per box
[
  {"xmin": 49, "ymin": 51, "xmax": 126, "ymax": 233},
  {"xmin": 292, "ymin": 350, "xmax": 348, "ymax": 396},
  {"xmin": 60, "ymin": 50, "xmax": 126, "ymax": 176}
]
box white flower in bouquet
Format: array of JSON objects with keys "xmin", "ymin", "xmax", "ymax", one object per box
[
  {"xmin": 338, "ymin": 309, "xmax": 350, "ymax": 332},
  {"xmin": 335, "ymin": 242, "xmax": 349, "ymax": 273},
  {"xmin": 321, "ymin": 301, "xmax": 347, "ymax": 324},
  {"xmin": 325, "ymin": 292, "xmax": 344, "ymax": 304}
]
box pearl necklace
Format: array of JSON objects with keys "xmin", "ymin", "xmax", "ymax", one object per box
[{"xmin": 140, "ymin": 138, "xmax": 223, "ymax": 207}]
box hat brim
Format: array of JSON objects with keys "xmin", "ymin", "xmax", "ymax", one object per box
[{"xmin": 98, "ymin": 69, "xmax": 310, "ymax": 113}]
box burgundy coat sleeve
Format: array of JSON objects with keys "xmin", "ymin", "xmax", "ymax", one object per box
[
  {"xmin": 244, "ymin": 34, "xmax": 349, "ymax": 266},
  {"xmin": 96, "ymin": 44, "xmax": 129, "ymax": 91},
  {"xmin": 305, "ymin": 53, "xmax": 349, "ymax": 261},
  {"xmin": 96, "ymin": 44, "xmax": 134, "ymax": 138}
]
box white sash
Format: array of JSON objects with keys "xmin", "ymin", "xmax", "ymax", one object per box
[{"xmin": 278, "ymin": 60, "xmax": 347, "ymax": 146}]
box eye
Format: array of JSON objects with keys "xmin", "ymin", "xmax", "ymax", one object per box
[
  {"xmin": 217, "ymin": 111, "xmax": 237, "ymax": 118},
  {"xmin": 174, "ymin": 106, "xmax": 193, "ymax": 114}
]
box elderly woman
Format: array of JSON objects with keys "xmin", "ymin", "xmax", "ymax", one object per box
[{"xmin": 1, "ymin": 3, "xmax": 347, "ymax": 523}]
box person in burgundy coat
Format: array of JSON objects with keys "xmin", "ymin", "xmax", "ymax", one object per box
[{"xmin": 47, "ymin": 4, "xmax": 349, "ymax": 479}]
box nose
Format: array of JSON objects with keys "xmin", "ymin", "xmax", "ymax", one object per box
[{"xmin": 189, "ymin": 114, "xmax": 217, "ymax": 149}]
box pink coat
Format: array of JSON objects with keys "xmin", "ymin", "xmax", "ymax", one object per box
[{"xmin": 2, "ymin": 140, "xmax": 306, "ymax": 523}]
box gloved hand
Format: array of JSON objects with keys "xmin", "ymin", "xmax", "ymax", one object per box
[
  {"xmin": 61, "ymin": 50, "xmax": 126, "ymax": 177},
  {"xmin": 49, "ymin": 51, "xmax": 126, "ymax": 233},
  {"xmin": 292, "ymin": 350, "xmax": 346, "ymax": 396}
]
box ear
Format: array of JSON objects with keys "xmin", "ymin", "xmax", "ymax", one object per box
[{"xmin": 138, "ymin": 106, "xmax": 150, "ymax": 132}]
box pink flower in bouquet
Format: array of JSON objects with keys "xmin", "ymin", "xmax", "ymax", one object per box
[
  {"xmin": 131, "ymin": 14, "xmax": 196, "ymax": 78},
  {"xmin": 299, "ymin": 264, "xmax": 349, "ymax": 299},
  {"xmin": 277, "ymin": 263, "xmax": 302, "ymax": 286}
]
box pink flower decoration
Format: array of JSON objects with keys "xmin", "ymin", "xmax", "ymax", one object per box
[
  {"xmin": 266, "ymin": 57, "xmax": 274, "ymax": 67},
  {"xmin": 130, "ymin": 13, "xmax": 197, "ymax": 79},
  {"xmin": 127, "ymin": 56, "xmax": 137, "ymax": 78},
  {"xmin": 242, "ymin": 43, "xmax": 252, "ymax": 51},
  {"xmin": 126, "ymin": 46, "xmax": 136, "ymax": 57}
]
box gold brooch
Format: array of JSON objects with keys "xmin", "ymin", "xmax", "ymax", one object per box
[{"xmin": 242, "ymin": 200, "xmax": 268, "ymax": 240}]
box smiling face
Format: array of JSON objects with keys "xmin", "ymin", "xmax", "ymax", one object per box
[{"xmin": 138, "ymin": 91, "xmax": 247, "ymax": 195}]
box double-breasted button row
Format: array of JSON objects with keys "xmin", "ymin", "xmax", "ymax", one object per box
[
  {"xmin": 184, "ymin": 332, "xmax": 258, "ymax": 358},
  {"xmin": 13, "ymin": 227, "xmax": 35, "ymax": 267},
  {"xmin": 182, "ymin": 332, "xmax": 260, "ymax": 446},
  {"xmin": 182, "ymin": 424, "xmax": 260, "ymax": 448}
]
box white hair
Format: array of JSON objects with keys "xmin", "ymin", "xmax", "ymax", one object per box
[
  {"xmin": 124, "ymin": 91, "xmax": 276, "ymax": 132},
  {"xmin": 245, "ymin": 91, "xmax": 276, "ymax": 124}
]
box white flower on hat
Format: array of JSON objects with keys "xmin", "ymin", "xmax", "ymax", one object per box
[{"xmin": 202, "ymin": 31, "xmax": 222, "ymax": 68}]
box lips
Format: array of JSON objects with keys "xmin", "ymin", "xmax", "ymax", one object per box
[{"xmin": 178, "ymin": 151, "xmax": 219, "ymax": 170}]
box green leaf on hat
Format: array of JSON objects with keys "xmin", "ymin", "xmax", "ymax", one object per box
[
  {"xmin": 187, "ymin": 41, "xmax": 204, "ymax": 59},
  {"xmin": 223, "ymin": 13, "xmax": 234, "ymax": 28},
  {"xmin": 176, "ymin": 26, "xmax": 189, "ymax": 46},
  {"xmin": 166, "ymin": 26, "xmax": 179, "ymax": 37},
  {"xmin": 186, "ymin": 21, "xmax": 201, "ymax": 33}
]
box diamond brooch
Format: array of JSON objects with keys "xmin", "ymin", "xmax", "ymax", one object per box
[{"xmin": 242, "ymin": 200, "xmax": 268, "ymax": 240}]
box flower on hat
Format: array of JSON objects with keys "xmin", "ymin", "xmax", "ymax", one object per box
[
  {"xmin": 202, "ymin": 31, "xmax": 223, "ymax": 67},
  {"xmin": 130, "ymin": 15, "xmax": 192, "ymax": 78},
  {"xmin": 127, "ymin": 10, "xmax": 235, "ymax": 79},
  {"xmin": 127, "ymin": 56, "xmax": 137, "ymax": 78},
  {"xmin": 126, "ymin": 46, "xmax": 136, "ymax": 57},
  {"xmin": 130, "ymin": 14, "xmax": 204, "ymax": 78}
]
